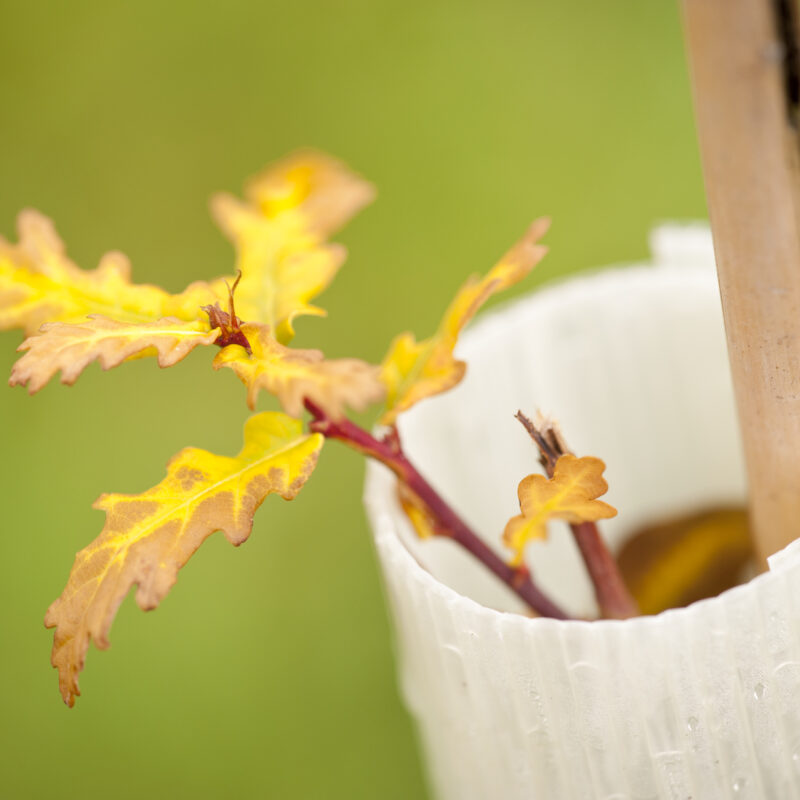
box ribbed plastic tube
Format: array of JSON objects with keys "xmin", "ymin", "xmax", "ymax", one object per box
[{"xmin": 364, "ymin": 227, "xmax": 800, "ymax": 800}]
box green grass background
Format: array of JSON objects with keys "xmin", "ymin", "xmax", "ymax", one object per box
[{"xmin": 0, "ymin": 1, "xmax": 705, "ymax": 797}]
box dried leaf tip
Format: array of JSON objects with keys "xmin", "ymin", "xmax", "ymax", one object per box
[{"xmin": 501, "ymin": 217, "xmax": 552, "ymax": 270}]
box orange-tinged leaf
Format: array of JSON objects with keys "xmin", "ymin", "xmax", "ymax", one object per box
[
  {"xmin": 211, "ymin": 151, "xmax": 375, "ymax": 343},
  {"xmin": 380, "ymin": 218, "xmax": 550, "ymax": 424},
  {"xmin": 0, "ymin": 209, "xmax": 226, "ymax": 336},
  {"xmin": 503, "ymin": 454, "xmax": 617, "ymax": 566},
  {"xmin": 44, "ymin": 411, "xmax": 323, "ymax": 707},
  {"xmin": 214, "ymin": 322, "xmax": 384, "ymax": 418},
  {"xmin": 10, "ymin": 315, "xmax": 220, "ymax": 393}
]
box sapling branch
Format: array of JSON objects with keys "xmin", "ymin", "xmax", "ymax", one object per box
[
  {"xmin": 305, "ymin": 399, "xmax": 569, "ymax": 619},
  {"xmin": 514, "ymin": 411, "xmax": 638, "ymax": 619},
  {"xmin": 3, "ymin": 152, "xmax": 633, "ymax": 703}
]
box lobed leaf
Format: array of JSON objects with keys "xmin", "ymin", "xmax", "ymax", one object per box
[
  {"xmin": 44, "ymin": 411, "xmax": 324, "ymax": 707},
  {"xmin": 380, "ymin": 218, "xmax": 550, "ymax": 424},
  {"xmin": 10, "ymin": 316, "xmax": 221, "ymax": 393},
  {"xmin": 214, "ymin": 321, "xmax": 385, "ymax": 419},
  {"xmin": 503, "ymin": 454, "xmax": 617, "ymax": 566},
  {"xmin": 211, "ymin": 151, "xmax": 375, "ymax": 343},
  {"xmin": 0, "ymin": 209, "xmax": 226, "ymax": 336}
]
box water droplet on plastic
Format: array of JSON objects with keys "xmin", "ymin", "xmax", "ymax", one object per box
[
  {"xmin": 687, "ymin": 716, "xmax": 699, "ymax": 732},
  {"xmin": 732, "ymin": 777, "xmax": 746, "ymax": 792},
  {"xmin": 754, "ymin": 682, "xmax": 765, "ymax": 700}
]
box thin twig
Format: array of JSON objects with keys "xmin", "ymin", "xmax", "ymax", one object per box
[{"xmin": 306, "ymin": 399, "xmax": 569, "ymax": 620}]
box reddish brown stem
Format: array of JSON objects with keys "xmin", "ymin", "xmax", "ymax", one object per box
[
  {"xmin": 514, "ymin": 411, "xmax": 638, "ymax": 619},
  {"xmin": 306, "ymin": 400, "xmax": 569, "ymax": 620},
  {"xmin": 570, "ymin": 522, "xmax": 636, "ymax": 619}
]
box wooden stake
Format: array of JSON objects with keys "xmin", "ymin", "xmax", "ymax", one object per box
[{"xmin": 682, "ymin": 0, "xmax": 800, "ymax": 563}]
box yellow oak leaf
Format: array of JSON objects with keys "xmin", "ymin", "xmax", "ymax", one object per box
[
  {"xmin": 503, "ymin": 454, "xmax": 617, "ymax": 566},
  {"xmin": 9, "ymin": 315, "xmax": 221, "ymax": 393},
  {"xmin": 213, "ymin": 321, "xmax": 385, "ymax": 419},
  {"xmin": 380, "ymin": 218, "xmax": 550, "ymax": 424},
  {"xmin": 0, "ymin": 209, "xmax": 226, "ymax": 336},
  {"xmin": 210, "ymin": 151, "xmax": 375, "ymax": 343},
  {"xmin": 44, "ymin": 411, "xmax": 324, "ymax": 707}
]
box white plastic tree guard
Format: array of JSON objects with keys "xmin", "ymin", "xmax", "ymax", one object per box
[{"xmin": 364, "ymin": 228, "xmax": 800, "ymax": 800}]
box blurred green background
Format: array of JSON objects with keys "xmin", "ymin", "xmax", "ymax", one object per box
[{"xmin": 0, "ymin": 1, "xmax": 705, "ymax": 797}]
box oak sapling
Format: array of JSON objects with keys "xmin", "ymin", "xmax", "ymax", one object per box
[{"xmin": 0, "ymin": 150, "xmax": 636, "ymax": 707}]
